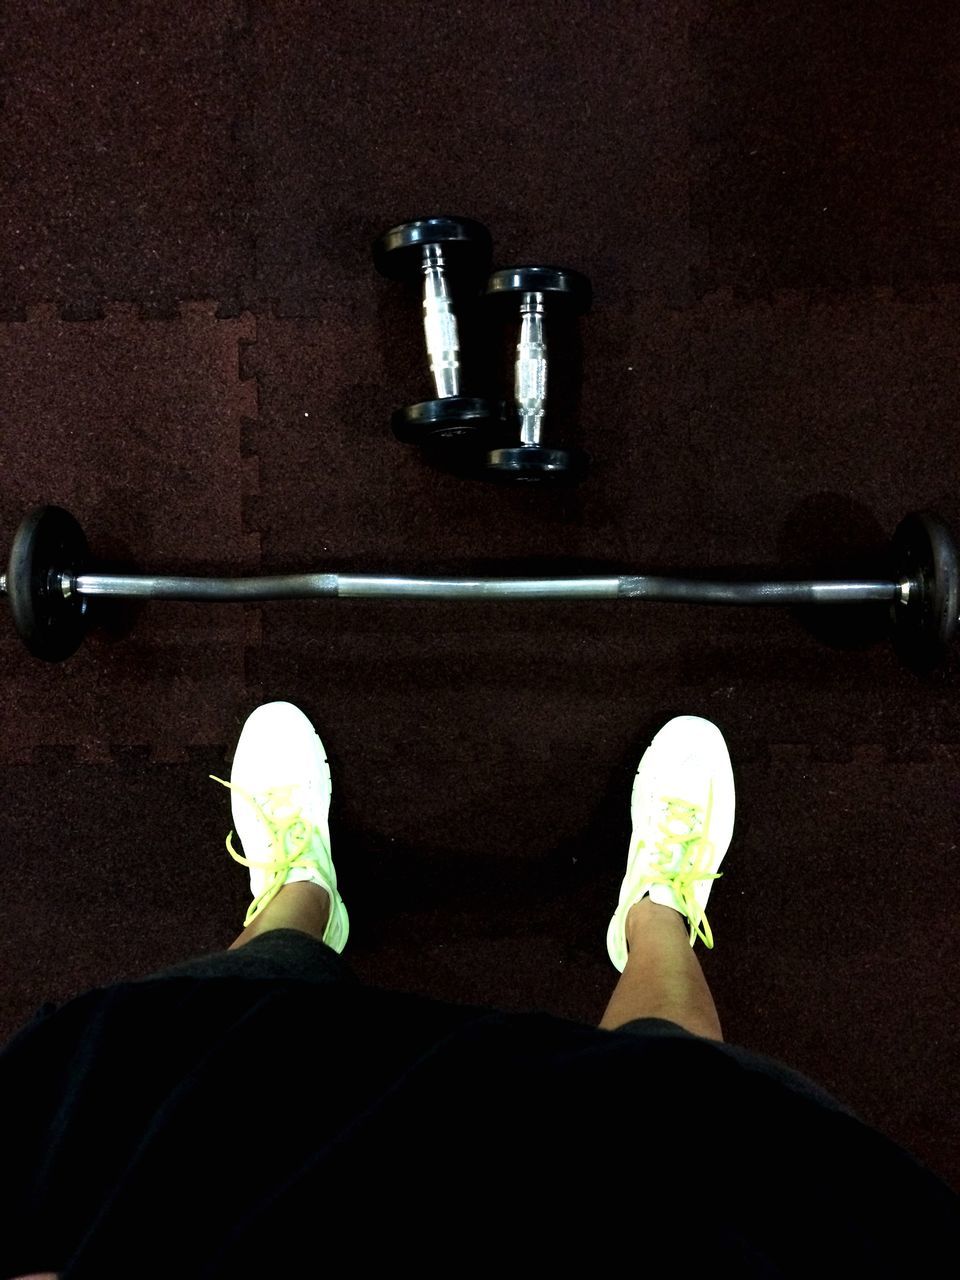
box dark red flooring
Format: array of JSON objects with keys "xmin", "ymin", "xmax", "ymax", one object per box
[{"xmin": 1, "ymin": 1, "xmax": 958, "ymax": 1189}]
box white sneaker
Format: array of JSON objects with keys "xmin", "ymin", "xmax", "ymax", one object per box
[
  {"xmin": 606, "ymin": 716, "xmax": 735, "ymax": 971},
  {"xmin": 210, "ymin": 701, "xmax": 349, "ymax": 952}
]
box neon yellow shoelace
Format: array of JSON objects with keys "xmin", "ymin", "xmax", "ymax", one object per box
[
  {"xmin": 210, "ymin": 775, "xmax": 328, "ymax": 927},
  {"xmin": 642, "ymin": 788, "xmax": 722, "ymax": 949}
]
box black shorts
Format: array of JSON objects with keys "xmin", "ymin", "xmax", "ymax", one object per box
[
  {"xmin": 142, "ymin": 926, "xmax": 356, "ymax": 985},
  {"xmin": 3, "ymin": 929, "xmax": 957, "ymax": 1278},
  {"xmin": 144, "ymin": 927, "xmax": 848, "ymax": 1114}
]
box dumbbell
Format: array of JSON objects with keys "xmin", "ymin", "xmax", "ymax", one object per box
[
  {"xmin": 373, "ymin": 215, "xmax": 503, "ymax": 458},
  {"xmin": 484, "ymin": 266, "xmax": 592, "ymax": 482},
  {"xmin": 4, "ymin": 504, "xmax": 959, "ymax": 668}
]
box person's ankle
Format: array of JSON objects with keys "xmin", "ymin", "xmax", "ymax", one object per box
[
  {"xmin": 274, "ymin": 879, "xmax": 331, "ymax": 937},
  {"xmin": 625, "ymin": 896, "xmax": 683, "ymax": 949}
]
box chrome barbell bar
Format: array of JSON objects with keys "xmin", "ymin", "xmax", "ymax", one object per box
[{"xmin": 0, "ymin": 569, "xmax": 907, "ymax": 606}]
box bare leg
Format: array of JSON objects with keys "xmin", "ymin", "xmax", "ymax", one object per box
[
  {"xmin": 228, "ymin": 881, "xmax": 330, "ymax": 951},
  {"xmin": 599, "ymin": 898, "xmax": 723, "ymax": 1039}
]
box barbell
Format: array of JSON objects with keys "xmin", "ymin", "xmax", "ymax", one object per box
[{"xmin": 3, "ymin": 505, "xmax": 958, "ymax": 664}]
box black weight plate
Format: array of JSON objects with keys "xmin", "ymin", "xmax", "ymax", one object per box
[
  {"xmin": 392, "ymin": 397, "xmax": 505, "ymax": 446},
  {"xmin": 373, "ymin": 216, "xmax": 492, "ymax": 282},
  {"xmin": 7, "ymin": 505, "xmax": 90, "ymax": 661},
  {"xmin": 486, "ymin": 444, "xmax": 590, "ymax": 483},
  {"xmin": 485, "ymin": 266, "xmax": 592, "ymax": 314},
  {"xmin": 891, "ymin": 510, "xmax": 959, "ymax": 661}
]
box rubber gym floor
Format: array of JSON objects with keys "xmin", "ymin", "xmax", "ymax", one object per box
[{"xmin": 1, "ymin": 2, "xmax": 958, "ymax": 1189}]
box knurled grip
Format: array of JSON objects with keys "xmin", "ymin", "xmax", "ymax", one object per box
[
  {"xmin": 422, "ymin": 247, "xmax": 460, "ymax": 399},
  {"xmin": 516, "ymin": 293, "xmax": 547, "ymax": 444}
]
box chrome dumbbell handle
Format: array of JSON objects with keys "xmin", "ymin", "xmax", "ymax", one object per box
[
  {"xmin": 421, "ymin": 244, "xmax": 460, "ymax": 399},
  {"xmin": 516, "ymin": 291, "xmax": 547, "ymax": 445}
]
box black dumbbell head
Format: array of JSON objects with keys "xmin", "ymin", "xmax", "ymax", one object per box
[
  {"xmin": 373, "ymin": 216, "xmax": 493, "ymax": 283},
  {"xmin": 485, "ymin": 266, "xmax": 592, "ymax": 314},
  {"xmin": 392, "ymin": 396, "xmax": 505, "ymax": 446},
  {"xmin": 486, "ymin": 444, "xmax": 590, "ymax": 484},
  {"xmin": 7, "ymin": 505, "xmax": 90, "ymax": 661},
  {"xmin": 890, "ymin": 510, "xmax": 960, "ymax": 664}
]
